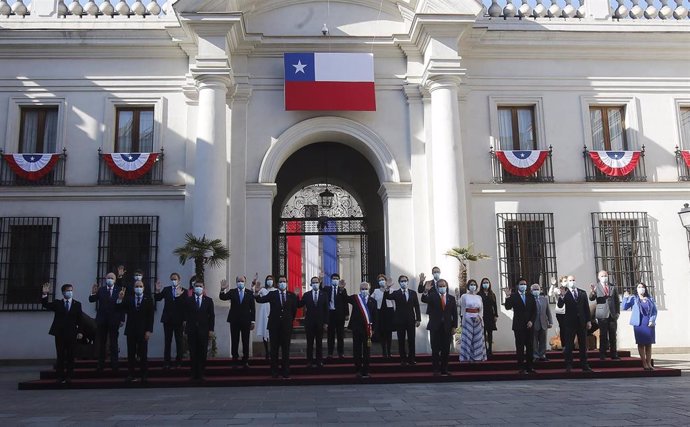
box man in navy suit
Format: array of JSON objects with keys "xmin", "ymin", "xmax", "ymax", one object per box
[
  {"xmin": 504, "ymin": 278, "xmax": 537, "ymax": 374},
  {"xmin": 558, "ymin": 275, "xmax": 593, "ymax": 372},
  {"xmin": 324, "ymin": 273, "xmax": 348, "ymax": 359},
  {"xmin": 42, "ymin": 282, "xmax": 83, "ymax": 384},
  {"xmin": 298, "ymin": 276, "xmax": 330, "ymax": 368},
  {"xmin": 154, "ymin": 272, "xmax": 187, "ymax": 369},
  {"xmin": 385, "ymin": 275, "xmax": 421, "ymax": 365},
  {"xmin": 116, "ymin": 280, "xmax": 155, "ymax": 383},
  {"xmin": 89, "ymin": 272, "xmax": 125, "ymax": 372},
  {"xmin": 421, "ymin": 279, "xmax": 457, "ymax": 376},
  {"xmin": 347, "ymin": 281, "xmax": 378, "ymax": 378},
  {"xmin": 255, "ymin": 275, "xmax": 298, "ymax": 378},
  {"xmin": 219, "ymin": 275, "xmax": 256, "ymax": 368},
  {"xmin": 183, "ymin": 280, "xmax": 215, "ymax": 381}
]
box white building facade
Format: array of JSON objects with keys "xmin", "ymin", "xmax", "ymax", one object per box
[{"xmin": 1, "ymin": 0, "xmax": 689, "ymax": 359}]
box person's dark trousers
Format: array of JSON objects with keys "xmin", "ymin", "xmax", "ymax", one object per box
[
  {"xmin": 54, "ymin": 335, "xmax": 76, "ymax": 380},
  {"xmin": 163, "ymin": 322, "xmax": 184, "ymax": 366},
  {"xmin": 563, "ymin": 325, "xmax": 588, "ymax": 367},
  {"xmin": 269, "ymin": 328, "xmax": 292, "ymax": 376},
  {"xmin": 397, "ymin": 323, "xmax": 416, "ymax": 362},
  {"xmin": 513, "ymin": 327, "xmax": 533, "ymax": 370},
  {"xmin": 556, "ymin": 313, "xmax": 565, "ymax": 331},
  {"xmin": 598, "ymin": 317, "xmax": 618, "ymax": 357},
  {"xmin": 305, "ymin": 324, "xmax": 324, "ymax": 364},
  {"xmin": 127, "ymin": 335, "xmax": 148, "ymax": 379},
  {"xmin": 96, "ymin": 323, "xmax": 119, "ymax": 370},
  {"xmin": 430, "ymin": 327, "xmax": 451, "ymax": 373},
  {"xmin": 352, "ymin": 330, "xmax": 370, "ymax": 375},
  {"xmin": 485, "ymin": 329, "xmax": 494, "ymax": 355},
  {"xmin": 188, "ymin": 330, "xmax": 209, "ymax": 379},
  {"xmin": 327, "ymin": 311, "xmax": 344, "ymax": 356},
  {"xmin": 230, "ymin": 323, "xmax": 251, "ymax": 362},
  {"xmin": 380, "ymin": 329, "xmax": 392, "ymax": 357}
]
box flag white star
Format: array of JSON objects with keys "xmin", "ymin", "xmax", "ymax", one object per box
[
  {"xmin": 30, "ymin": 156, "xmax": 35, "ymax": 161},
  {"xmin": 128, "ymin": 155, "xmax": 133, "ymax": 160},
  {"xmin": 293, "ymin": 60, "xmax": 307, "ymax": 74}
]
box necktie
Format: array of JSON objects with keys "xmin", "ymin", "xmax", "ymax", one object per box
[
  {"xmin": 239, "ymin": 290, "xmax": 244, "ymax": 304},
  {"xmin": 604, "ymin": 285, "xmax": 609, "ymax": 297},
  {"xmin": 441, "ymin": 294, "xmax": 446, "ymax": 310},
  {"xmin": 405, "ymin": 290, "xmax": 408, "ymax": 302},
  {"xmin": 314, "ymin": 291, "xmax": 318, "ymax": 304},
  {"xmin": 197, "ymin": 296, "xmax": 201, "ymax": 308},
  {"xmin": 573, "ymin": 289, "xmax": 578, "ymax": 300},
  {"xmin": 521, "ymin": 293, "xmax": 525, "ymax": 305},
  {"xmin": 281, "ymin": 292, "xmax": 286, "ymax": 306},
  {"xmin": 65, "ymin": 300, "xmax": 69, "ymax": 311},
  {"xmin": 172, "ymin": 287, "xmax": 175, "ymax": 300},
  {"xmin": 136, "ymin": 297, "xmax": 141, "ymax": 309},
  {"xmin": 331, "ymin": 286, "xmax": 336, "ymax": 310},
  {"xmin": 108, "ymin": 287, "xmax": 112, "ymax": 298},
  {"xmin": 360, "ymin": 295, "xmax": 369, "ymax": 319}
]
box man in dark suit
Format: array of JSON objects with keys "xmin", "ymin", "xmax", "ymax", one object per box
[
  {"xmin": 89, "ymin": 272, "xmax": 125, "ymax": 372},
  {"xmin": 116, "ymin": 280, "xmax": 155, "ymax": 383},
  {"xmin": 42, "ymin": 282, "xmax": 83, "ymax": 384},
  {"xmin": 558, "ymin": 275, "xmax": 593, "ymax": 372},
  {"xmin": 417, "ymin": 266, "xmax": 442, "ymax": 294},
  {"xmin": 154, "ymin": 272, "xmax": 187, "ymax": 369},
  {"xmin": 589, "ymin": 270, "xmax": 621, "ymax": 360},
  {"xmin": 325, "ymin": 273, "xmax": 349, "ymax": 359},
  {"xmin": 298, "ymin": 276, "xmax": 330, "ymax": 368},
  {"xmin": 254, "ymin": 275, "xmax": 298, "ymax": 378},
  {"xmin": 347, "ymin": 281, "xmax": 378, "ymax": 378},
  {"xmin": 421, "ymin": 279, "xmax": 457, "ymax": 376},
  {"xmin": 219, "ymin": 276, "xmax": 256, "ymax": 368},
  {"xmin": 183, "ymin": 280, "xmax": 215, "ymax": 381},
  {"xmin": 385, "ymin": 275, "xmax": 421, "ymax": 365},
  {"xmin": 504, "ymin": 278, "xmax": 537, "ymax": 374}
]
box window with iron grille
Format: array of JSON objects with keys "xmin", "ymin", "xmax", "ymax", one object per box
[
  {"xmin": 591, "ymin": 212, "xmax": 653, "ymax": 296},
  {"xmin": 19, "ymin": 107, "xmax": 59, "ymax": 153},
  {"xmin": 497, "ymin": 106, "xmax": 537, "ymax": 150},
  {"xmin": 97, "ymin": 216, "xmax": 158, "ymax": 295},
  {"xmin": 589, "ymin": 106, "xmax": 627, "ymax": 150},
  {"xmin": 0, "ymin": 217, "xmax": 59, "ymax": 311},
  {"xmin": 496, "ymin": 213, "xmax": 557, "ymax": 295},
  {"xmin": 115, "ymin": 107, "xmax": 154, "ymax": 152}
]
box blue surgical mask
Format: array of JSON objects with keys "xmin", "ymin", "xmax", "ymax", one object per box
[
  {"xmin": 378, "ymin": 280, "xmax": 386, "ymax": 288},
  {"xmin": 482, "ymin": 282, "xmax": 489, "ymax": 289},
  {"xmin": 399, "ymin": 281, "xmax": 408, "ymax": 288},
  {"xmin": 332, "ymin": 279, "xmax": 340, "ymax": 286},
  {"xmin": 360, "ymin": 290, "xmax": 369, "ymax": 298},
  {"xmin": 433, "ymin": 272, "xmax": 440, "ymax": 281},
  {"xmin": 63, "ymin": 291, "xmax": 73, "ymax": 299},
  {"xmin": 266, "ymin": 280, "xmax": 273, "ymax": 287},
  {"xmin": 194, "ymin": 286, "xmax": 204, "ymax": 296},
  {"xmin": 518, "ymin": 284, "xmax": 527, "ymax": 293},
  {"xmin": 468, "ymin": 285, "xmax": 477, "ymax": 292},
  {"xmin": 134, "ymin": 287, "xmax": 144, "ymax": 296},
  {"xmin": 311, "ymin": 283, "xmax": 319, "ymax": 291},
  {"xmin": 278, "ymin": 282, "xmax": 287, "ymax": 291},
  {"xmin": 237, "ymin": 282, "xmax": 245, "ymax": 289},
  {"xmin": 531, "ymin": 290, "xmax": 540, "ymax": 297},
  {"xmin": 438, "ymin": 287, "xmax": 447, "ymax": 295},
  {"xmin": 171, "ymin": 280, "xmax": 178, "ymax": 287},
  {"xmin": 106, "ymin": 279, "xmax": 115, "ymax": 286}
]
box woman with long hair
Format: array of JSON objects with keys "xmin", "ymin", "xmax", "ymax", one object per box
[
  {"xmin": 478, "ymin": 277, "xmax": 498, "ymax": 356},
  {"xmin": 459, "ymin": 279, "xmax": 487, "ymax": 362},
  {"xmin": 622, "ymin": 282, "xmax": 658, "ymax": 370}
]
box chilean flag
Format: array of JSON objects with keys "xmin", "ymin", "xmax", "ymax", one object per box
[
  {"xmin": 284, "ymin": 53, "xmax": 376, "ymax": 111},
  {"xmin": 495, "ymin": 150, "xmax": 549, "ymax": 177},
  {"xmin": 103, "ymin": 152, "xmax": 158, "ymax": 180},
  {"xmin": 3, "ymin": 153, "xmax": 59, "ymax": 181},
  {"xmin": 588, "ymin": 151, "xmax": 641, "ymax": 177},
  {"xmin": 680, "ymin": 150, "xmax": 690, "ymax": 168}
]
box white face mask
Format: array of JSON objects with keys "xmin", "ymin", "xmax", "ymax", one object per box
[
  {"xmin": 637, "ymin": 287, "xmax": 646, "ymax": 296},
  {"xmin": 171, "ymin": 280, "xmax": 178, "ymax": 287},
  {"xmin": 599, "ymin": 276, "xmax": 608, "ymax": 284},
  {"xmin": 433, "ymin": 272, "xmax": 440, "ymax": 281},
  {"xmin": 468, "ymin": 285, "xmax": 477, "ymax": 292},
  {"xmin": 266, "ymin": 280, "xmax": 273, "ymax": 287},
  {"xmin": 567, "ymin": 281, "xmax": 576, "ymax": 289}
]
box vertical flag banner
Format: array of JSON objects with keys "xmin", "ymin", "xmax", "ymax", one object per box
[
  {"xmin": 322, "ymin": 221, "xmax": 338, "ymax": 282},
  {"xmin": 284, "ymin": 52, "xmax": 376, "ymax": 111}
]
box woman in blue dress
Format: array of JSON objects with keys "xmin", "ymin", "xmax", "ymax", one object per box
[{"xmin": 621, "ymin": 283, "xmax": 657, "ymax": 371}]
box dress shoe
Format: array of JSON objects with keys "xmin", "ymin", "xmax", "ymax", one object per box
[
  {"xmin": 282, "ymin": 374, "xmax": 291, "ymax": 379},
  {"xmin": 125, "ymin": 376, "xmax": 135, "ymax": 383},
  {"xmin": 582, "ymin": 365, "xmax": 593, "ymax": 372},
  {"xmin": 518, "ymin": 369, "xmax": 527, "ymax": 375},
  {"xmin": 64, "ymin": 377, "xmax": 72, "ymax": 384},
  {"xmin": 612, "ymin": 355, "xmax": 621, "ymax": 360},
  {"xmin": 400, "ymin": 361, "xmax": 407, "ymax": 366},
  {"xmin": 433, "ymin": 371, "xmax": 441, "ymax": 377},
  {"xmin": 338, "ymin": 354, "xmax": 345, "ymax": 359},
  {"xmin": 360, "ymin": 372, "xmax": 370, "ymax": 378},
  {"xmin": 307, "ymin": 362, "xmax": 315, "ymax": 368},
  {"xmin": 141, "ymin": 376, "xmax": 148, "ymax": 384},
  {"xmin": 408, "ymin": 360, "xmax": 417, "ymax": 366},
  {"xmin": 599, "ymin": 354, "xmax": 606, "ymax": 361},
  {"xmin": 56, "ymin": 378, "xmax": 65, "ymax": 384},
  {"xmin": 441, "ymin": 371, "xmax": 451, "ymax": 376},
  {"xmin": 316, "ymin": 362, "xmax": 324, "ymax": 368},
  {"xmin": 539, "ymin": 357, "xmax": 549, "ymax": 362},
  {"xmin": 163, "ymin": 364, "xmax": 170, "ymax": 370},
  {"xmin": 271, "ymin": 373, "xmax": 279, "ymax": 379},
  {"xmin": 565, "ymin": 365, "xmax": 572, "ymax": 373},
  {"xmin": 243, "ymin": 362, "xmax": 250, "ymax": 369},
  {"xmin": 527, "ymin": 368, "xmax": 538, "ymax": 374}
]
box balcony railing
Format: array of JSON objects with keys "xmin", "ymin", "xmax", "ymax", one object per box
[
  {"xmin": 0, "ymin": 149, "xmax": 66, "ymax": 186},
  {"xmin": 98, "ymin": 148, "xmax": 164, "ymax": 185},
  {"xmin": 490, "ymin": 146, "xmax": 554, "ymax": 183},
  {"xmin": 583, "ymin": 145, "xmax": 646, "ymax": 182},
  {"xmin": 675, "ymin": 146, "xmax": 690, "ymax": 181}
]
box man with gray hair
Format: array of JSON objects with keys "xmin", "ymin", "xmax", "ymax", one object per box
[
  {"xmin": 589, "ymin": 270, "xmax": 621, "ymax": 360},
  {"xmin": 348, "ymin": 281, "xmax": 377, "ymax": 378},
  {"xmin": 531, "ymin": 284, "xmax": 552, "ymax": 362}
]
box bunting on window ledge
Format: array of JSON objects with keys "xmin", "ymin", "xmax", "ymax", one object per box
[
  {"xmin": 588, "ymin": 151, "xmax": 641, "ymax": 177},
  {"xmin": 495, "ymin": 150, "xmax": 549, "ymax": 176},
  {"xmin": 3, "ymin": 153, "xmax": 59, "ymax": 181},
  {"xmin": 680, "ymin": 150, "xmax": 690, "ymax": 169},
  {"xmin": 103, "ymin": 152, "xmax": 158, "ymax": 180}
]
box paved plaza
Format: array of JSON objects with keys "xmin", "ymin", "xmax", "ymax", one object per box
[{"xmin": 1, "ymin": 354, "xmax": 689, "ymax": 426}]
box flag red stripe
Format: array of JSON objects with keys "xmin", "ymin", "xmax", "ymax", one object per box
[
  {"xmin": 3, "ymin": 154, "xmax": 59, "ymax": 181},
  {"xmin": 285, "ymin": 81, "xmax": 376, "ymax": 111},
  {"xmin": 286, "ymin": 221, "xmax": 303, "ymax": 323},
  {"xmin": 103, "ymin": 153, "xmax": 158, "ymax": 180},
  {"xmin": 681, "ymin": 151, "xmax": 690, "ymax": 169},
  {"xmin": 588, "ymin": 151, "xmax": 641, "ymax": 176}
]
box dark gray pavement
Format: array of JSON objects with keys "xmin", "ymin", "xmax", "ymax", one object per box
[{"xmin": 1, "ymin": 353, "xmax": 689, "ymax": 426}]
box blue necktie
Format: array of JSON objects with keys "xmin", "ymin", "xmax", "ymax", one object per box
[
  {"xmin": 281, "ymin": 292, "xmax": 286, "ymax": 306},
  {"xmin": 521, "ymin": 294, "xmax": 525, "ymax": 305},
  {"xmin": 64, "ymin": 300, "xmax": 69, "ymax": 311},
  {"xmin": 239, "ymin": 290, "xmax": 244, "ymax": 304}
]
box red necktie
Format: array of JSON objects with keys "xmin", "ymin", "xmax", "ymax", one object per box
[
  {"xmin": 441, "ymin": 295, "xmax": 446, "ymax": 310},
  {"xmin": 604, "ymin": 285, "xmax": 609, "ymax": 297}
]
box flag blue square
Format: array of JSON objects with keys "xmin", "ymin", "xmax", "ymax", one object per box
[{"xmin": 284, "ymin": 53, "xmax": 315, "ymax": 82}]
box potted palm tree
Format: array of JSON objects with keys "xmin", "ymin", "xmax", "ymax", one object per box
[
  {"xmin": 173, "ymin": 233, "xmax": 230, "ymax": 357},
  {"xmin": 444, "ymin": 244, "xmax": 490, "ymax": 293}
]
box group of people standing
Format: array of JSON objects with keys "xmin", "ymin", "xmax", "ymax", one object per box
[{"xmin": 40, "ymin": 265, "xmax": 658, "ymax": 384}]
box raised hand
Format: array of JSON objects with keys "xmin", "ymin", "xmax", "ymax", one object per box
[
  {"xmin": 91, "ymin": 283, "xmax": 99, "ymax": 295},
  {"xmin": 253, "ymin": 281, "xmax": 261, "ymax": 293},
  {"xmin": 41, "ymin": 282, "xmax": 50, "ymax": 294},
  {"xmin": 252, "ymin": 272, "xmax": 259, "ymax": 284},
  {"xmin": 340, "ymin": 279, "xmax": 347, "ymax": 288},
  {"xmin": 419, "ymin": 273, "xmax": 426, "ymax": 283},
  {"xmin": 559, "ymin": 287, "xmax": 567, "ymax": 297},
  {"xmin": 144, "ymin": 331, "xmax": 152, "ymax": 341},
  {"xmin": 503, "ymin": 287, "xmax": 512, "ymax": 297},
  {"xmin": 117, "ymin": 265, "xmax": 126, "ymax": 277},
  {"xmin": 118, "ymin": 288, "xmax": 126, "ymax": 300},
  {"xmin": 220, "ymin": 279, "xmax": 229, "ymax": 291},
  {"xmin": 623, "ymin": 291, "xmax": 630, "ymax": 299},
  {"xmin": 385, "ymin": 276, "xmax": 393, "ymax": 289},
  {"xmin": 590, "ymin": 283, "xmax": 596, "ymax": 292},
  {"xmin": 175, "ymin": 286, "xmax": 184, "ymax": 297},
  {"xmin": 250, "ymin": 322, "xmax": 256, "ymax": 331},
  {"xmin": 155, "ymin": 280, "xmax": 162, "ymax": 293},
  {"xmin": 425, "ymin": 281, "xmax": 432, "ymax": 292}
]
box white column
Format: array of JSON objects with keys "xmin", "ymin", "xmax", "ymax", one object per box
[
  {"xmin": 378, "ymin": 182, "xmax": 414, "ymax": 280},
  {"xmin": 425, "ymin": 76, "xmax": 469, "ymax": 291}
]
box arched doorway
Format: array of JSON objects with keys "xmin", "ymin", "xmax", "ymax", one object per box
[{"xmin": 272, "ymin": 142, "xmax": 385, "ymax": 293}]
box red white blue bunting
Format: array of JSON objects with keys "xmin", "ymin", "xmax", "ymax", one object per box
[
  {"xmin": 588, "ymin": 151, "xmax": 641, "ymax": 177},
  {"xmin": 103, "ymin": 152, "xmax": 158, "ymax": 180},
  {"xmin": 3, "ymin": 153, "xmax": 59, "ymax": 181},
  {"xmin": 680, "ymin": 150, "xmax": 690, "ymax": 169},
  {"xmin": 495, "ymin": 150, "xmax": 549, "ymax": 177}
]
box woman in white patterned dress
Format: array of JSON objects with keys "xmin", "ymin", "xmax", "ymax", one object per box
[{"xmin": 459, "ymin": 279, "xmax": 487, "ymax": 362}]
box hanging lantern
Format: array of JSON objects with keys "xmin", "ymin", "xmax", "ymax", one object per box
[{"xmin": 319, "ymin": 187, "xmax": 334, "ymax": 209}]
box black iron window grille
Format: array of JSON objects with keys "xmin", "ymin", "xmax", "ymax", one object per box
[
  {"xmin": 490, "ymin": 145, "xmax": 554, "ymax": 183},
  {"xmin": 97, "ymin": 148, "xmax": 164, "ymax": 185},
  {"xmin": 675, "ymin": 146, "xmax": 690, "ymax": 181},
  {"xmin": 0, "ymin": 217, "xmax": 59, "ymax": 311},
  {"xmin": 591, "ymin": 212, "xmax": 654, "ymax": 296},
  {"xmin": 97, "ymin": 216, "xmax": 159, "ymax": 295},
  {"xmin": 583, "ymin": 145, "xmax": 646, "ymax": 182},
  {"xmin": 0, "ymin": 149, "xmax": 66, "ymax": 186},
  {"xmin": 496, "ymin": 213, "xmax": 558, "ymax": 298}
]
